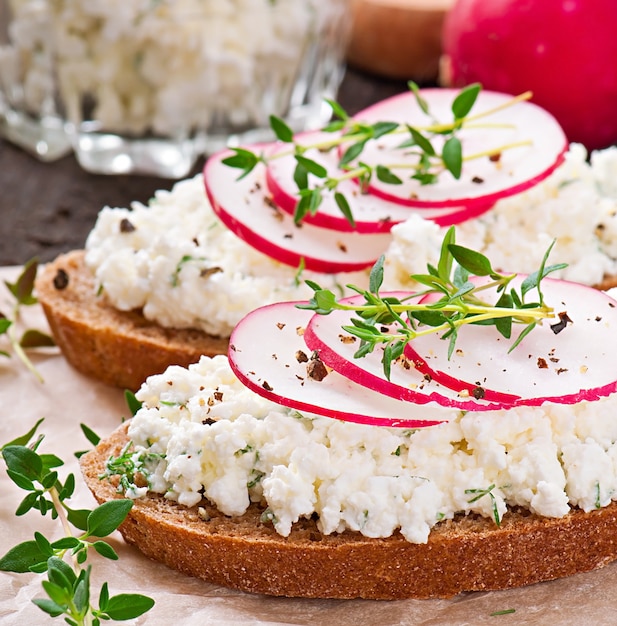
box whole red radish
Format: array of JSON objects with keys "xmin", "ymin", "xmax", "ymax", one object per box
[{"xmin": 442, "ymin": 0, "xmax": 617, "ymax": 151}]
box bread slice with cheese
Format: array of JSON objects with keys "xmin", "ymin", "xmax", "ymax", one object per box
[
  {"xmin": 80, "ymin": 421, "xmax": 617, "ymax": 600},
  {"xmin": 37, "ymin": 248, "xmax": 617, "ymax": 393},
  {"xmin": 35, "ymin": 250, "xmax": 228, "ymax": 390}
]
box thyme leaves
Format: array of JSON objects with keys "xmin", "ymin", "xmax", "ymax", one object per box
[
  {"xmin": 0, "ymin": 421, "xmax": 155, "ymax": 624},
  {"xmin": 1, "ymin": 258, "xmax": 55, "ymax": 382},
  {"xmin": 222, "ymin": 83, "xmax": 533, "ymax": 227},
  {"xmin": 298, "ymin": 227, "xmax": 564, "ymax": 379}
]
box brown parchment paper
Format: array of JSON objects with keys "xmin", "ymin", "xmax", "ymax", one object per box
[{"xmin": 3, "ymin": 265, "xmax": 617, "ymax": 626}]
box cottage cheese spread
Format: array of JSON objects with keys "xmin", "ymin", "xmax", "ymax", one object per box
[
  {"xmin": 124, "ymin": 354, "xmax": 617, "ymax": 544},
  {"xmin": 84, "ymin": 176, "xmax": 366, "ymax": 337}
]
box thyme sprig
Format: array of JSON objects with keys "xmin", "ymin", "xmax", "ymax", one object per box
[
  {"xmin": 1, "ymin": 258, "xmax": 55, "ymax": 382},
  {"xmin": 299, "ymin": 227, "xmax": 566, "ymax": 380},
  {"xmin": 0, "ymin": 420, "xmax": 155, "ymax": 624},
  {"xmin": 222, "ymin": 83, "xmax": 533, "ymax": 226}
]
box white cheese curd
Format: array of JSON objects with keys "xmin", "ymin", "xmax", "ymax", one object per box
[
  {"xmin": 2, "ymin": 0, "xmax": 346, "ymax": 135},
  {"xmin": 124, "ymin": 355, "xmax": 617, "ymax": 544},
  {"xmin": 85, "ymin": 175, "xmax": 367, "ymax": 337},
  {"xmin": 382, "ymin": 144, "xmax": 617, "ymax": 290}
]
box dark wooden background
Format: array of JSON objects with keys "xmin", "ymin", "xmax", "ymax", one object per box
[{"xmin": 0, "ymin": 69, "xmax": 409, "ymax": 267}]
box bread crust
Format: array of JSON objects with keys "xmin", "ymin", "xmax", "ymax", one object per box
[
  {"xmin": 35, "ymin": 251, "xmax": 228, "ymax": 390},
  {"xmin": 81, "ymin": 422, "xmax": 617, "ymax": 600}
]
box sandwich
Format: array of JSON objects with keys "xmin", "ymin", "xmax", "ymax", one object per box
[{"xmin": 80, "ymin": 237, "xmax": 617, "ymax": 599}]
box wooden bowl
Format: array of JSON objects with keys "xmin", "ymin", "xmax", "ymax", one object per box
[{"xmin": 346, "ymin": 0, "xmax": 454, "ymax": 82}]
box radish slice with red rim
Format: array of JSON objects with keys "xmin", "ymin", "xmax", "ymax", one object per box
[
  {"xmin": 403, "ymin": 344, "xmax": 521, "ymax": 404},
  {"xmin": 403, "ymin": 277, "xmax": 617, "ymax": 406},
  {"xmin": 203, "ymin": 148, "xmax": 393, "ymax": 273},
  {"xmin": 228, "ymin": 301, "xmax": 460, "ymax": 428},
  {"xmin": 266, "ymin": 131, "xmax": 497, "ymax": 231},
  {"xmin": 345, "ymin": 88, "xmax": 568, "ymax": 209},
  {"xmin": 303, "ymin": 293, "xmax": 514, "ymax": 411},
  {"xmin": 266, "ymin": 131, "xmax": 424, "ymax": 233},
  {"xmin": 400, "ymin": 287, "xmax": 522, "ymax": 403}
]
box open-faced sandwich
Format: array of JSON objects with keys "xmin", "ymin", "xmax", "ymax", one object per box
[
  {"xmin": 36, "ymin": 85, "xmax": 617, "ymax": 390},
  {"xmin": 80, "ymin": 227, "xmax": 617, "ymax": 599}
]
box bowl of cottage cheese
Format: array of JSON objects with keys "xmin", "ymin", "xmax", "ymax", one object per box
[{"xmin": 0, "ymin": 0, "xmax": 350, "ymax": 177}]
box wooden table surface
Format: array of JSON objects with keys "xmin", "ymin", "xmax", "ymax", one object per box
[{"xmin": 0, "ymin": 69, "xmax": 410, "ymax": 267}]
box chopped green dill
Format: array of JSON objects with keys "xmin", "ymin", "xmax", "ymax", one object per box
[
  {"xmin": 557, "ymin": 178, "xmax": 576, "ymax": 189},
  {"xmin": 289, "ymin": 410, "xmax": 314, "ymax": 421},
  {"xmin": 170, "ymin": 254, "xmax": 207, "ymax": 287},
  {"xmin": 596, "ymin": 481, "xmax": 602, "ymax": 509},
  {"xmin": 159, "ymin": 400, "xmax": 183, "ymax": 407},
  {"xmin": 235, "ymin": 444, "xmax": 254, "ymax": 456},
  {"xmin": 247, "ymin": 469, "xmax": 266, "ymax": 489},
  {"xmin": 490, "ymin": 608, "xmax": 516, "ymax": 616},
  {"xmin": 465, "ymin": 483, "xmax": 502, "ymax": 527},
  {"xmin": 260, "ymin": 507, "xmax": 278, "ymax": 524},
  {"xmin": 361, "ymin": 510, "xmax": 369, "ymax": 528},
  {"xmin": 101, "ymin": 443, "xmax": 164, "ymax": 494}
]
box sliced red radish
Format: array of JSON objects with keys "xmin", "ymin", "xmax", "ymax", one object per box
[
  {"xmin": 229, "ymin": 279, "xmax": 617, "ymax": 427},
  {"xmin": 303, "ymin": 293, "xmax": 515, "ymax": 410},
  {"xmin": 228, "ymin": 301, "xmax": 466, "ymax": 428},
  {"xmin": 203, "ymin": 148, "xmax": 393, "ymax": 273},
  {"xmin": 403, "ymin": 277, "xmax": 617, "ymax": 406},
  {"xmin": 401, "ymin": 285, "xmax": 521, "ymax": 402},
  {"xmin": 402, "ymin": 344, "xmax": 520, "ymax": 404},
  {"xmin": 345, "ymin": 88, "xmax": 568, "ymax": 209},
  {"xmin": 266, "ymin": 131, "xmax": 497, "ymax": 231},
  {"xmin": 266, "ymin": 131, "xmax": 428, "ymax": 232}
]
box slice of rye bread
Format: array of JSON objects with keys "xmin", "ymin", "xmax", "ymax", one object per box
[
  {"xmin": 35, "ymin": 250, "xmax": 229, "ymax": 391},
  {"xmin": 81, "ymin": 421, "xmax": 617, "ymax": 600}
]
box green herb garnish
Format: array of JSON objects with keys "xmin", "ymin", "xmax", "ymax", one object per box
[
  {"xmin": 101, "ymin": 442, "xmax": 164, "ymax": 496},
  {"xmin": 298, "ymin": 226, "xmax": 566, "ymax": 379},
  {"xmin": 465, "ymin": 483, "xmax": 502, "ymax": 527},
  {"xmin": 124, "ymin": 389, "xmax": 143, "ymax": 417},
  {"xmin": 170, "ymin": 254, "xmax": 208, "ymax": 287},
  {"xmin": 595, "ymin": 481, "xmax": 602, "ymax": 509},
  {"xmin": 490, "ymin": 608, "xmax": 516, "ymax": 616},
  {"xmin": 1, "ymin": 258, "xmax": 55, "ymax": 382},
  {"xmin": 293, "ymin": 256, "xmax": 306, "ymax": 287},
  {"xmin": 247, "ymin": 469, "xmax": 266, "ymax": 489},
  {"xmin": 0, "ymin": 421, "xmax": 155, "ymax": 624},
  {"xmin": 222, "ymin": 83, "xmax": 533, "ymax": 226}
]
